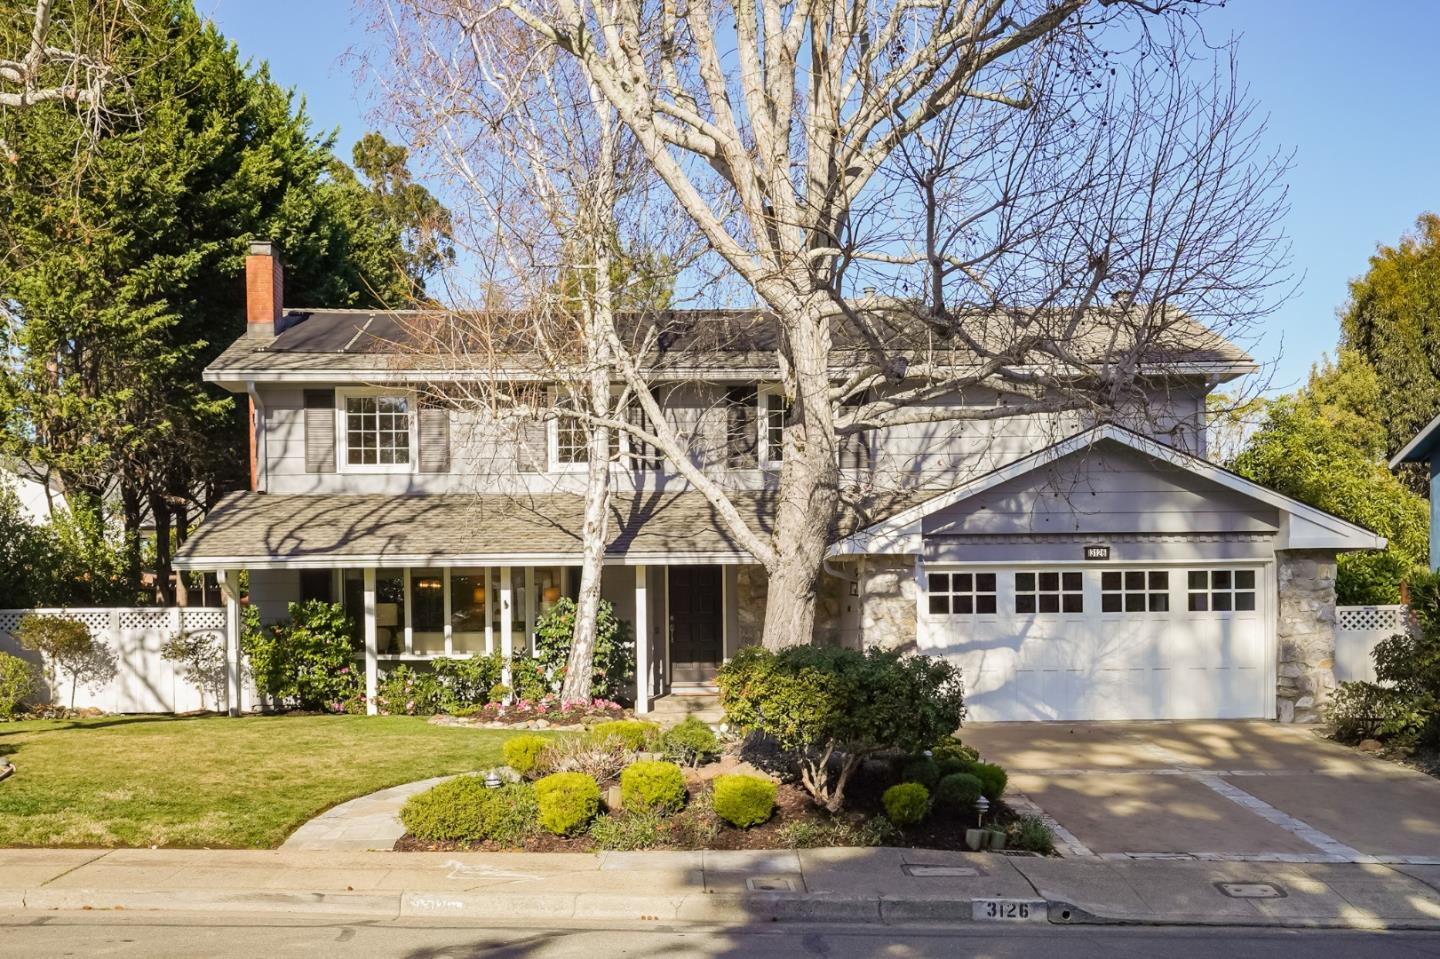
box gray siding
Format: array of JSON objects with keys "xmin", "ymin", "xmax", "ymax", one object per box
[{"xmin": 920, "ymin": 441, "xmax": 1279, "ymax": 539}]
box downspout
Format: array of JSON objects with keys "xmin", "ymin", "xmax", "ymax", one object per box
[{"xmin": 246, "ymin": 382, "xmax": 266, "ymax": 492}]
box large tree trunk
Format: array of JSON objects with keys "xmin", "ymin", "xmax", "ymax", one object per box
[
  {"xmin": 560, "ymin": 415, "xmax": 611, "ymax": 702},
  {"xmin": 760, "ymin": 299, "xmax": 840, "ymax": 650},
  {"xmin": 149, "ymin": 489, "xmax": 174, "ymax": 606}
]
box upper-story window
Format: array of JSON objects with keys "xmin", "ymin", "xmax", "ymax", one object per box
[
  {"xmin": 759, "ymin": 387, "xmax": 788, "ymax": 468},
  {"xmin": 547, "ymin": 392, "xmax": 630, "ymax": 472},
  {"xmin": 339, "ymin": 389, "xmax": 414, "ymax": 471}
]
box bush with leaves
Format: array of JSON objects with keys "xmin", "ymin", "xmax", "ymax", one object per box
[
  {"xmin": 933, "ymin": 772, "xmax": 983, "ymax": 813},
  {"xmin": 1326, "ymin": 569, "xmax": 1440, "ymax": 747},
  {"xmin": 882, "ymin": 783, "xmax": 930, "ymax": 826},
  {"xmin": 533, "ymin": 597, "xmax": 635, "ymax": 701},
  {"xmin": 661, "ymin": 716, "xmax": 719, "ymax": 766},
  {"xmin": 1009, "ymin": 815, "xmax": 1056, "ymax": 855},
  {"xmin": 588, "ymin": 719, "xmax": 660, "ymax": 751},
  {"xmin": 376, "ymin": 665, "xmax": 446, "ymax": 715},
  {"xmin": 504, "ymin": 734, "xmax": 551, "ymax": 776},
  {"xmin": 160, "ymin": 630, "xmax": 228, "ymax": 712},
  {"xmin": 0, "ymin": 651, "xmax": 41, "ymax": 718},
  {"xmin": 400, "ymin": 777, "xmax": 538, "ymax": 844},
  {"xmin": 535, "ymin": 772, "xmax": 601, "ymax": 836},
  {"xmin": 711, "ymin": 773, "xmax": 777, "ymax": 828},
  {"xmin": 433, "ymin": 654, "xmax": 503, "ymax": 710},
  {"xmin": 241, "ymin": 601, "xmax": 359, "ymax": 712},
  {"xmin": 14, "ymin": 614, "xmax": 117, "ymax": 710},
  {"xmin": 900, "ymin": 756, "xmax": 941, "ymax": 789},
  {"xmin": 620, "ymin": 760, "xmax": 687, "ymax": 813},
  {"xmin": 508, "ymin": 655, "xmax": 550, "ymax": 702},
  {"xmin": 718, "ymin": 645, "xmax": 965, "ymax": 812},
  {"xmin": 590, "ymin": 809, "xmax": 667, "ymax": 850}
]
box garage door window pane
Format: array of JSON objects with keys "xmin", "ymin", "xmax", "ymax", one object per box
[
  {"xmin": 926, "ymin": 569, "xmax": 996, "ymax": 617},
  {"xmin": 1016, "ymin": 570, "xmax": 1082, "ymax": 615},
  {"xmin": 1187, "ymin": 568, "xmax": 1256, "ymax": 615},
  {"xmin": 1102, "ymin": 569, "xmax": 1169, "ymax": 613}
]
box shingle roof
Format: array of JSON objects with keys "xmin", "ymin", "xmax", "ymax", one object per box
[
  {"xmin": 173, "ymin": 485, "xmax": 935, "ymax": 569},
  {"xmin": 205, "ymin": 306, "xmax": 1255, "ymax": 381}
]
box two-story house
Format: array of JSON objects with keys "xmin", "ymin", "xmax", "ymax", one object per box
[{"xmin": 175, "ymin": 242, "xmax": 1383, "ymax": 724}]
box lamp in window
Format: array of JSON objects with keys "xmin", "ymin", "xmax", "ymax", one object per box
[
  {"xmin": 542, "ymin": 585, "xmax": 562, "ymax": 604},
  {"xmin": 471, "ymin": 585, "xmax": 486, "ymax": 606},
  {"xmin": 418, "ymin": 578, "xmax": 442, "ymax": 592}
]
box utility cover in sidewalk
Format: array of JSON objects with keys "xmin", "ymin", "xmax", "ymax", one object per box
[
  {"xmin": 746, "ymin": 877, "xmax": 797, "ymax": 892},
  {"xmin": 902, "ymin": 864, "xmax": 980, "ymax": 878},
  {"xmin": 1216, "ymin": 882, "xmax": 1286, "ymax": 899}
]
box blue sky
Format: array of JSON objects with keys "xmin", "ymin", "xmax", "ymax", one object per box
[{"xmin": 202, "ymin": 0, "xmax": 1440, "ymax": 395}]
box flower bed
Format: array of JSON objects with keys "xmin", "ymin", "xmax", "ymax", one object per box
[{"xmin": 430, "ymin": 697, "xmax": 625, "ymax": 730}]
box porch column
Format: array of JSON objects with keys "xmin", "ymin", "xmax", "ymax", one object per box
[
  {"xmin": 499, "ymin": 566, "xmax": 513, "ymax": 688},
  {"xmin": 220, "ymin": 569, "xmax": 242, "ymax": 717},
  {"xmin": 363, "ymin": 567, "xmax": 378, "ymax": 716},
  {"xmin": 634, "ymin": 565, "xmax": 650, "ymax": 715}
]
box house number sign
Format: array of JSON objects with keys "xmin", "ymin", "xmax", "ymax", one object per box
[{"xmin": 1083, "ymin": 545, "xmax": 1110, "ymax": 560}]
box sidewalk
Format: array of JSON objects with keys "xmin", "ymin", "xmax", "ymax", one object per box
[{"xmin": 3, "ymin": 846, "xmax": 1440, "ymax": 930}]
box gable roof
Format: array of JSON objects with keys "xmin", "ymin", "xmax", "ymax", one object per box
[
  {"xmin": 204, "ymin": 306, "xmax": 1256, "ymax": 386},
  {"xmin": 829, "ymin": 423, "xmax": 1387, "ymax": 557},
  {"xmin": 1390, "ymin": 410, "xmax": 1440, "ymax": 468}
]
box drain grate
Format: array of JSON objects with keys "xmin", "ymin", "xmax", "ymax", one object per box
[
  {"xmin": 903, "ymin": 864, "xmax": 981, "ymax": 878},
  {"xmin": 746, "ymin": 877, "xmax": 797, "ymax": 892},
  {"xmin": 1216, "ymin": 882, "xmax": 1286, "ymax": 899}
]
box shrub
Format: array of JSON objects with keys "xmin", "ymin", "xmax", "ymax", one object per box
[
  {"xmin": 969, "ymin": 762, "xmax": 1008, "ymax": 801},
  {"xmin": 671, "ymin": 788, "xmax": 722, "ymax": 848},
  {"xmin": 620, "ymin": 760, "xmax": 687, "ymax": 813},
  {"xmin": 882, "ymin": 783, "xmax": 930, "ymax": 826},
  {"xmin": 589, "ymin": 719, "xmax": 660, "ymax": 751},
  {"xmin": 711, "ymin": 773, "xmax": 777, "ymax": 828},
  {"xmin": 533, "ymin": 597, "xmax": 636, "ymax": 701},
  {"xmin": 509, "ymin": 655, "xmax": 550, "ymax": 702},
  {"xmin": 535, "ymin": 735, "xmax": 630, "ymax": 784},
  {"xmin": 241, "ymin": 600, "xmax": 358, "ymax": 711},
  {"xmin": 1326, "ymin": 681, "xmax": 1428, "ymax": 743},
  {"xmin": 935, "ymin": 757, "xmax": 971, "ymax": 779},
  {"xmin": 504, "ymin": 735, "xmax": 551, "ymax": 776},
  {"xmin": 535, "ymin": 772, "xmax": 601, "ymax": 836},
  {"xmin": 433, "ymin": 655, "xmax": 504, "ymax": 711},
  {"xmin": 933, "ymin": 772, "xmax": 984, "ymax": 812},
  {"xmin": 901, "ymin": 756, "xmax": 941, "ymax": 789},
  {"xmin": 661, "ymin": 716, "xmax": 719, "ymax": 766},
  {"xmin": 775, "ymin": 816, "xmax": 899, "ymax": 849},
  {"xmin": 589, "ymin": 810, "xmax": 668, "ymax": 850},
  {"xmin": 1009, "ymin": 815, "xmax": 1056, "ymax": 855},
  {"xmin": 377, "ymin": 665, "xmax": 446, "ymax": 716},
  {"xmin": 717, "ymin": 645, "xmax": 965, "ymax": 811},
  {"xmin": 14, "ymin": 614, "xmax": 117, "ymax": 710},
  {"xmin": 488, "ymin": 683, "xmax": 513, "ymax": 704},
  {"xmin": 932, "ymin": 738, "xmax": 980, "ymax": 763},
  {"xmin": 0, "ymin": 652, "xmax": 41, "ymax": 718},
  {"xmin": 400, "ymin": 777, "xmax": 538, "ymax": 844}
]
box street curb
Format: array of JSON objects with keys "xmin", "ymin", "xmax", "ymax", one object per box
[{"xmin": 13, "ymin": 887, "xmax": 1440, "ymax": 930}]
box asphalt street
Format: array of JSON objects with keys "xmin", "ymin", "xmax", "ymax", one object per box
[{"xmin": 4, "ymin": 913, "xmax": 1440, "ymax": 959}]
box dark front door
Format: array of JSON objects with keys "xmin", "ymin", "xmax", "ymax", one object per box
[{"xmin": 669, "ymin": 566, "xmax": 723, "ymax": 683}]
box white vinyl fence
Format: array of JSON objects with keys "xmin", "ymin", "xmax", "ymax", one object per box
[
  {"xmin": 0, "ymin": 607, "xmax": 247, "ymax": 714},
  {"xmin": 1334, "ymin": 605, "xmax": 1413, "ymax": 684}
]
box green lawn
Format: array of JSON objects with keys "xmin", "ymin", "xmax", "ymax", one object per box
[{"xmin": 0, "ymin": 715, "xmax": 527, "ymax": 848}]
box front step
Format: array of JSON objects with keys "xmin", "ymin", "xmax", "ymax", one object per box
[{"xmin": 645, "ymin": 693, "xmax": 725, "ymax": 727}]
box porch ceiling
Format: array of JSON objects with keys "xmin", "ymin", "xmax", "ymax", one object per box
[{"xmin": 174, "ymin": 489, "xmax": 782, "ymax": 570}]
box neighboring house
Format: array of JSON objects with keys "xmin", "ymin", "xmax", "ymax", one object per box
[
  {"xmin": 1389, "ymin": 413, "xmax": 1440, "ymax": 571},
  {"xmin": 1, "ymin": 464, "xmax": 68, "ymax": 525},
  {"xmin": 176, "ymin": 242, "xmax": 1384, "ymax": 723}
]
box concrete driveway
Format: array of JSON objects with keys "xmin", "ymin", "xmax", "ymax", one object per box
[{"xmin": 962, "ymin": 721, "xmax": 1440, "ymax": 863}]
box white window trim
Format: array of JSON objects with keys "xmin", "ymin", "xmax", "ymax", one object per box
[
  {"xmin": 336, "ymin": 387, "xmax": 418, "ymax": 474},
  {"xmin": 547, "ymin": 388, "xmax": 655, "ymax": 474},
  {"xmin": 758, "ymin": 385, "xmax": 787, "ymax": 470}
]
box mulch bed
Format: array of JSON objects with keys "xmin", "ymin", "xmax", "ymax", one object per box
[{"xmin": 394, "ymin": 774, "xmax": 1018, "ymax": 854}]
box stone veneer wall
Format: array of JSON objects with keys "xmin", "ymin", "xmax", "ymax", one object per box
[
  {"xmin": 858, "ymin": 557, "xmax": 918, "ymax": 653},
  {"xmin": 734, "ymin": 564, "xmax": 767, "ymax": 648},
  {"xmin": 1276, "ymin": 549, "xmax": 1339, "ymax": 723}
]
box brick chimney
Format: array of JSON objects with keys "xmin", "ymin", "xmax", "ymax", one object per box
[{"xmin": 245, "ymin": 240, "xmax": 284, "ymax": 338}]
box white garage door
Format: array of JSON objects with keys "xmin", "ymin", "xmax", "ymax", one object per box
[{"xmin": 917, "ymin": 566, "xmax": 1268, "ymax": 721}]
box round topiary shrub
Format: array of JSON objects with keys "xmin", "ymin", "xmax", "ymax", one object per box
[
  {"xmin": 535, "ymin": 772, "xmax": 601, "ymax": 836},
  {"xmin": 931, "ymin": 738, "xmax": 980, "ymax": 763},
  {"xmin": 935, "ymin": 757, "xmax": 971, "ymax": 779},
  {"xmin": 620, "ymin": 760, "xmax": 687, "ymax": 813},
  {"xmin": 0, "ymin": 652, "xmax": 41, "ymax": 719},
  {"xmin": 588, "ymin": 719, "xmax": 660, "ymax": 751},
  {"xmin": 969, "ymin": 762, "xmax": 1008, "ymax": 801},
  {"xmin": 661, "ymin": 716, "xmax": 719, "ymax": 766},
  {"xmin": 900, "ymin": 756, "xmax": 941, "ymax": 789},
  {"xmin": 711, "ymin": 773, "xmax": 777, "ymax": 828},
  {"xmin": 882, "ymin": 782, "xmax": 930, "ymax": 826},
  {"xmin": 504, "ymin": 734, "xmax": 550, "ymax": 776},
  {"xmin": 400, "ymin": 777, "xmax": 538, "ymax": 844},
  {"xmin": 933, "ymin": 772, "xmax": 983, "ymax": 813}
]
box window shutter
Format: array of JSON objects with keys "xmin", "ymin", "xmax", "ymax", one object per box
[
  {"xmin": 303, "ymin": 389, "xmax": 336, "ymax": 473},
  {"xmin": 839, "ymin": 392, "xmax": 872, "ymax": 473},
  {"xmin": 418, "ymin": 398, "xmax": 450, "ymax": 473},
  {"xmin": 725, "ymin": 386, "xmax": 758, "ymax": 469},
  {"xmin": 627, "ymin": 388, "xmax": 663, "ymax": 471},
  {"xmin": 515, "ymin": 415, "xmax": 548, "ymax": 472}
]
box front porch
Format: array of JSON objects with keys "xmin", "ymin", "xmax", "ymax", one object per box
[{"xmin": 214, "ymin": 560, "xmax": 761, "ymax": 716}]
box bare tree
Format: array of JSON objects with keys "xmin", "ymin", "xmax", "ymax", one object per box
[
  {"xmin": 373, "ymin": 0, "xmax": 1289, "ymax": 650},
  {"xmin": 0, "ymin": 0, "xmax": 132, "ymax": 158}
]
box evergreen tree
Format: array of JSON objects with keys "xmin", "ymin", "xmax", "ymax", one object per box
[{"xmin": 0, "ymin": 1, "xmax": 432, "ymax": 602}]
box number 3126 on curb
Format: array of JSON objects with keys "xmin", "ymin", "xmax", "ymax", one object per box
[{"xmin": 973, "ymin": 899, "xmax": 1045, "ymax": 922}]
